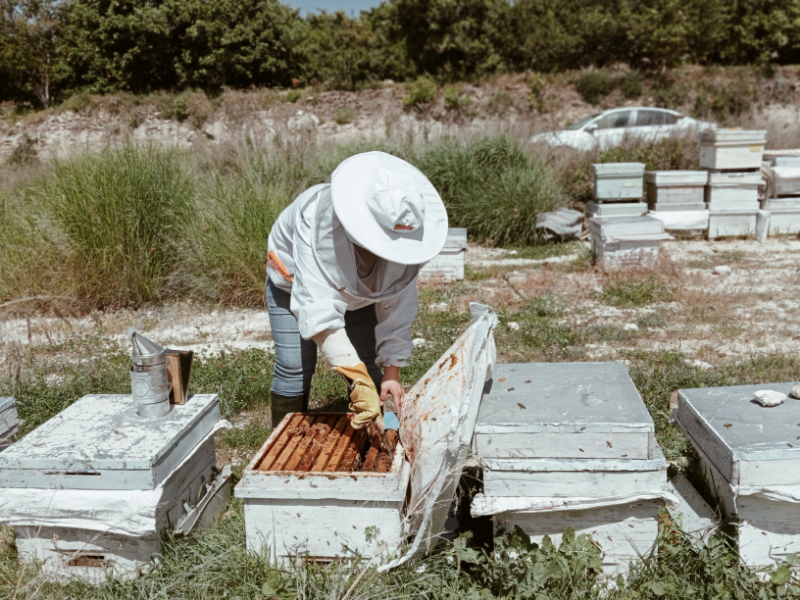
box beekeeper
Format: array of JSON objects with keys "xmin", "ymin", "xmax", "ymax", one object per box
[{"xmin": 265, "ymin": 151, "xmax": 448, "ymax": 431}]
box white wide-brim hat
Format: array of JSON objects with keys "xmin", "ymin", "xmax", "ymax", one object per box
[{"xmin": 330, "ymin": 151, "xmax": 448, "ymax": 265}]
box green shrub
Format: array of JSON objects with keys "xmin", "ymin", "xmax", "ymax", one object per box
[
  {"xmin": 31, "ymin": 146, "xmax": 194, "ymax": 306},
  {"xmin": 416, "ymin": 136, "xmax": 567, "ymax": 245},
  {"xmin": 443, "ymin": 86, "xmax": 471, "ymax": 112},
  {"xmin": 486, "ymin": 90, "xmax": 513, "ymax": 115},
  {"xmin": 402, "ymin": 76, "xmax": 437, "ymax": 107},
  {"xmin": 333, "ymin": 106, "xmax": 356, "ymax": 124},
  {"xmin": 575, "ymin": 71, "xmax": 616, "ymax": 104},
  {"xmin": 597, "ymin": 272, "xmax": 673, "ymax": 308},
  {"xmin": 528, "ymin": 72, "xmax": 546, "ymax": 110},
  {"xmin": 692, "ymin": 79, "xmax": 757, "ymax": 123},
  {"xmin": 620, "ymin": 70, "xmax": 643, "ymax": 99},
  {"xmin": 285, "ymin": 89, "xmax": 302, "ymax": 103},
  {"xmin": 163, "ymin": 98, "xmax": 189, "ymax": 121}
]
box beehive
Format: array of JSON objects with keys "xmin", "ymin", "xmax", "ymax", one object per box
[
  {"xmin": 418, "ymin": 228, "xmax": 467, "ymax": 282},
  {"xmin": 0, "ymin": 397, "xmax": 19, "ymax": 451},
  {"xmin": 472, "ymin": 362, "xmax": 672, "ymax": 576},
  {"xmin": 706, "ymin": 210, "xmax": 758, "ymax": 239},
  {"xmin": 675, "ymin": 383, "xmax": 800, "ymax": 569},
  {"xmin": 645, "ymin": 171, "xmax": 707, "ymax": 207},
  {"xmin": 236, "ymin": 413, "xmax": 410, "ymax": 563},
  {"xmin": 588, "ymin": 216, "xmax": 672, "ymax": 266},
  {"xmin": 0, "ymin": 394, "xmax": 223, "ymax": 582},
  {"xmin": 585, "ymin": 201, "xmax": 647, "ymax": 218},
  {"xmin": 699, "ymin": 129, "xmax": 766, "ymax": 171},
  {"xmin": 591, "ymin": 163, "xmax": 645, "ymax": 201}
]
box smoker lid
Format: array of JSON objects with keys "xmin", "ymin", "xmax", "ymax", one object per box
[
  {"xmin": 677, "ymin": 383, "xmax": 800, "ymax": 465},
  {"xmin": 0, "ymin": 394, "xmax": 220, "ymax": 488},
  {"xmin": 128, "ymin": 328, "xmax": 166, "ymax": 360},
  {"xmin": 476, "ymin": 362, "xmax": 654, "ymax": 434}
]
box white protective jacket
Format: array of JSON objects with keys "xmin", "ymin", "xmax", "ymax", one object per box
[{"xmin": 267, "ymin": 184, "xmax": 420, "ymax": 368}]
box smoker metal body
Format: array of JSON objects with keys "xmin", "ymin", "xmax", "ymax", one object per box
[
  {"xmin": 675, "ymin": 383, "xmax": 800, "ymax": 568},
  {"xmin": 0, "ymin": 397, "xmax": 19, "ymax": 451},
  {"xmin": 418, "ymin": 228, "xmax": 467, "ymax": 283},
  {"xmin": 699, "ymin": 130, "xmax": 766, "ymax": 171},
  {"xmin": 129, "ymin": 331, "xmax": 170, "ymax": 418},
  {"xmin": 591, "ymin": 163, "xmax": 645, "ymax": 201}
]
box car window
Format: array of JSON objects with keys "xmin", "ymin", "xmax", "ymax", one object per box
[
  {"xmin": 593, "ymin": 110, "xmax": 632, "ymax": 130},
  {"xmin": 636, "ymin": 110, "xmax": 678, "ymax": 126}
]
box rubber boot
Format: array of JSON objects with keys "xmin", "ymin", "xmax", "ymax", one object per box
[{"xmin": 270, "ymin": 392, "xmax": 308, "ymax": 428}]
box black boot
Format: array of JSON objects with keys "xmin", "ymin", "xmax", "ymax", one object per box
[{"xmin": 270, "ymin": 392, "xmax": 309, "ymax": 428}]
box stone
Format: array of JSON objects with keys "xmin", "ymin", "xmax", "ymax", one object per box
[
  {"xmin": 428, "ymin": 302, "xmax": 449, "ymax": 313},
  {"xmin": 507, "ymin": 322, "xmax": 521, "ymax": 331},
  {"xmin": 685, "ymin": 359, "xmax": 714, "ymax": 370},
  {"xmin": 713, "ymin": 265, "xmax": 732, "ymax": 276},
  {"xmin": 623, "ymin": 323, "xmax": 639, "ymax": 331},
  {"xmin": 412, "ymin": 338, "xmax": 426, "ymax": 348},
  {"xmin": 753, "ymin": 390, "xmax": 786, "ymax": 407},
  {"xmin": 790, "ymin": 385, "xmax": 800, "ymax": 399}
]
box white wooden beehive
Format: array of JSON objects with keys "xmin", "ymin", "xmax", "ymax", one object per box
[
  {"xmin": 675, "ymin": 383, "xmax": 800, "ymax": 569},
  {"xmin": 699, "ymin": 129, "xmax": 766, "ymax": 171},
  {"xmin": 0, "ymin": 394, "xmax": 221, "ymax": 582},
  {"xmin": 472, "ymin": 362, "xmax": 669, "ymax": 576},
  {"xmin": 418, "ymin": 228, "xmax": 467, "ymax": 283},
  {"xmin": 235, "ymin": 413, "xmax": 410, "ymax": 563},
  {"xmin": 586, "ymin": 201, "xmax": 647, "ymax": 218},
  {"xmin": 0, "ymin": 397, "xmax": 19, "ymax": 451},
  {"xmin": 645, "ymin": 171, "xmax": 708, "ymax": 206},
  {"xmin": 706, "ymin": 210, "xmax": 757, "ymax": 239},
  {"xmin": 588, "ymin": 216, "xmax": 671, "ymax": 266},
  {"xmin": 705, "ymin": 171, "xmax": 761, "ymax": 209},
  {"xmin": 591, "ymin": 163, "xmax": 645, "ymax": 201}
]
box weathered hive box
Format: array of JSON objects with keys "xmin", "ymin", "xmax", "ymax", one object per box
[
  {"xmin": 592, "ymin": 163, "xmax": 645, "ymax": 201},
  {"xmin": 586, "ymin": 201, "xmax": 647, "ymax": 218},
  {"xmin": 588, "ymin": 216, "xmax": 671, "ymax": 266},
  {"xmin": 0, "ymin": 397, "xmax": 19, "ymax": 450},
  {"xmin": 645, "ymin": 171, "xmax": 707, "ymax": 206},
  {"xmin": 674, "ymin": 383, "xmax": 800, "ymax": 568},
  {"xmin": 236, "ymin": 413, "xmax": 410, "ymax": 563},
  {"xmin": 588, "ymin": 216, "xmax": 664, "ymax": 239},
  {"xmin": 0, "ymin": 394, "xmax": 223, "ymax": 582},
  {"xmin": 471, "ymin": 362, "xmax": 672, "ymax": 575},
  {"xmin": 766, "ymin": 207, "xmax": 800, "ymax": 235},
  {"xmin": 418, "ymin": 228, "xmax": 467, "ymax": 282},
  {"xmin": 699, "ymin": 129, "xmax": 766, "ymax": 171},
  {"xmin": 706, "ymin": 210, "xmax": 757, "ymax": 239},
  {"xmin": 705, "ymin": 171, "xmax": 761, "ymax": 209}
]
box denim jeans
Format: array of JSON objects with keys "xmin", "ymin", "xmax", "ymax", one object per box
[{"xmin": 266, "ymin": 278, "xmax": 383, "ymax": 396}]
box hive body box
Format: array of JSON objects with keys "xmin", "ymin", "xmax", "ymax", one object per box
[
  {"xmin": 699, "ymin": 130, "xmax": 766, "ymax": 171},
  {"xmin": 473, "ymin": 363, "xmax": 667, "ymax": 575},
  {"xmin": 761, "ymin": 198, "xmax": 800, "ymax": 235},
  {"xmin": 675, "ymin": 383, "xmax": 800, "ymax": 568},
  {"xmin": 592, "ymin": 163, "xmax": 645, "ymax": 201},
  {"xmin": 586, "ymin": 202, "xmax": 647, "ymax": 218},
  {"xmin": 0, "ymin": 397, "xmax": 19, "ymax": 450},
  {"xmin": 645, "ymin": 171, "xmax": 707, "ymax": 207},
  {"xmin": 0, "ymin": 394, "xmax": 221, "ymax": 582},
  {"xmin": 588, "ymin": 216, "xmax": 671, "ymax": 266},
  {"xmin": 418, "ymin": 228, "xmax": 467, "ymax": 282},
  {"xmin": 236, "ymin": 413, "xmax": 410, "ymax": 563}
]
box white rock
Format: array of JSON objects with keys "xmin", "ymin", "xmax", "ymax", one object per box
[
  {"xmin": 623, "ymin": 323, "xmax": 639, "ymax": 331},
  {"xmin": 412, "ymin": 338, "xmax": 426, "ymax": 348},
  {"xmin": 713, "ymin": 265, "xmax": 732, "ymax": 276},
  {"xmin": 427, "ymin": 302, "xmax": 449, "ymax": 313},
  {"xmin": 790, "ymin": 384, "xmax": 800, "ymax": 399},
  {"xmin": 507, "ymin": 322, "xmax": 520, "ymax": 331},
  {"xmin": 507, "ymin": 250, "xmax": 518, "ymax": 256},
  {"xmin": 684, "ymin": 359, "xmax": 714, "ymax": 370},
  {"xmin": 753, "ymin": 390, "xmax": 786, "ymax": 407}
]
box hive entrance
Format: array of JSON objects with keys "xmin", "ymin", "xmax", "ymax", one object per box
[{"xmin": 257, "ymin": 413, "xmax": 399, "ymax": 473}]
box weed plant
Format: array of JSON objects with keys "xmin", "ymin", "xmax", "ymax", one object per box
[
  {"xmin": 575, "ymin": 71, "xmax": 616, "ymax": 104},
  {"xmin": 596, "ymin": 271, "xmax": 674, "ymax": 308},
  {"xmin": 403, "ymin": 76, "xmax": 437, "ymax": 107},
  {"xmin": 333, "ymin": 106, "xmax": 356, "ymax": 124}
]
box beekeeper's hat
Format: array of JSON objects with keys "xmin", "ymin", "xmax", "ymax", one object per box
[{"xmin": 330, "ymin": 151, "xmax": 448, "ymax": 265}]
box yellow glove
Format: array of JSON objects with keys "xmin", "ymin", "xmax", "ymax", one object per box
[{"xmin": 335, "ymin": 363, "xmax": 383, "ymax": 432}]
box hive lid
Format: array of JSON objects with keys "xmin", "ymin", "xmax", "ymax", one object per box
[
  {"xmin": 588, "ymin": 215, "xmax": 665, "ymax": 238},
  {"xmin": 476, "ymin": 362, "xmax": 654, "ymax": 434},
  {"xmin": 676, "ymin": 383, "xmax": 800, "ymax": 486},
  {"xmin": 591, "ymin": 163, "xmax": 645, "ymax": 178},
  {"xmin": 706, "ymin": 171, "xmax": 762, "ymax": 185},
  {"xmin": 644, "ymin": 170, "xmax": 708, "ymax": 186},
  {"xmin": 442, "ymin": 227, "xmax": 467, "ymax": 251},
  {"xmin": 0, "ymin": 394, "xmax": 220, "ymax": 490},
  {"xmin": 700, "ymin": 129, "xmax": 766, "ymax": 144}
]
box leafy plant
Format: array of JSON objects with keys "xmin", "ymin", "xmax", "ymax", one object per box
[
  {"xmin": 575, "ymin": 71, "xmax": 616, "ymax": 104},
  {"xmin": 5, "ymin": 132, "xmax": 37, "ymax": 165},
  {"xmin": 403, "ymin": 76, "xmax": 437, "ymax": 107},
  {"xmin": 486, "ymin": 89, "xmax": 513, "ymax": 115},
  {"xmin": 620, "ymin": 69, "xmax": 643, "ymax": 98},
  {"xmin": 443, "ymin": 86, "xmax": 471, "ymax": 112},
  {"xmin": 285, "ymin": 89, "xmax": 302, "ymax": 103},
  {"xmin": 597, "ymin": 271, "xmax": 673, "ymax": 308},
  {"xmin": 528, "ymin": 72, "xmax": 546, "ymax": 110},
  {"xmin": 333, "ymin": 105, "xmax": 356, "ymax": 124}
]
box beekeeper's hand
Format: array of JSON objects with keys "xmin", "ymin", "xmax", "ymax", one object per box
[
  {"xmin": 335, "ymin": 363, "xmax": 383, "ymax": 431},
  {"xmin": 381, "ymin": 366, "xmax": 405, "ymax": 407}
]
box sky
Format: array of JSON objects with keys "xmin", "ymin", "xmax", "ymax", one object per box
[{"xmin": 284, "ymin": 0, "xmax": 382, "ymax": 15}]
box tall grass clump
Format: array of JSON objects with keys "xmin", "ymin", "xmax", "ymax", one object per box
[
  {"xmin": 417, "ymin": 137, "xmax": 566, "ymax": 245},
  {"xmin": 31, "ymin": 147, "xmax": 194, "ymax": 307}
]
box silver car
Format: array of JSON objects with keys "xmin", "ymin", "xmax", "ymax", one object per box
[{"xmin": 530, "ymin": 107, "xmax": 714, "ymax": 151}]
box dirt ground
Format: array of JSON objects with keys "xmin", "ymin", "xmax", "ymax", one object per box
[{"xmin": 2, "ymin": 236, "xmax": 799, "ymax": 375}]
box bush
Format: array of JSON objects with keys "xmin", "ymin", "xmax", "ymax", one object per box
[
  {"xmin": 620, "ymin": 70, "xmax": 643, "ymax": 99},
  {"xmin": 285, "ymin": 89, "xmax": 302, "ymax": 103},
  {"xmin": 575, "ymin": 71, "xmax": 616, "ymax": 104},
  {"xmin": 333, "ymin": 106, "xmax": 356, "ymax": 124},
  {"xmin": 443, "ymin": 86, "xmax": 471, "ymax": 112},
  {"xmin": 528, "ymin": 72, "xmax": 545, "ymax": 110},
  {"xmin": 5, "ymin": 133, "xmax": 37, "ymax": 165},
  {"xmin": 402, "ymin": 76, "xmax": 436, "ymax": 107},
  {"xmin": 486, "ymin": 89, "xmax": 513, "ymax": 115}
]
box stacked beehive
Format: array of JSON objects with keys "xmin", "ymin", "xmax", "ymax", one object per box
[
  {"xmin": 645, "ymin": 171, "xmax": 709, "ymax": 234},
  {"xmin": 761, "ymin": 150, "xmax": 800, "ymax": 235},
  {"xmin": 418, "ymin": 227, "xmax": 467, "ymax": 282},
  {"xmin": 0, "ymin": 394, "xmax": 224, "ymax": 582},
  {"xmin": 588, "ymin": 164, "xmax": 672, "ymax": 265},
  {"xmin": 471, "ymin": 362, "xmax": 673, "ymax": 576},
  {"xmin": 700, "ymin": 129, "xmax": 766, "ymax": 238},
  {"xmin": 0, "ymin": 397, "xmax": 19, "ymax": 451},
  {"xmin": 674, "ymin": 383, "xmax": 800, "ymax": 570}
]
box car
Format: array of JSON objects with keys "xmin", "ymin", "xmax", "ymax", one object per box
[{"xmin": 529, "ymin": 107, "xmax": 715, "ymax": 151}]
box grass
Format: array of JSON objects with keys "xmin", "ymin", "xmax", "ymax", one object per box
[{"xmin": 596, "ymin": 270, "xmax": 675, "ymax": 308}]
